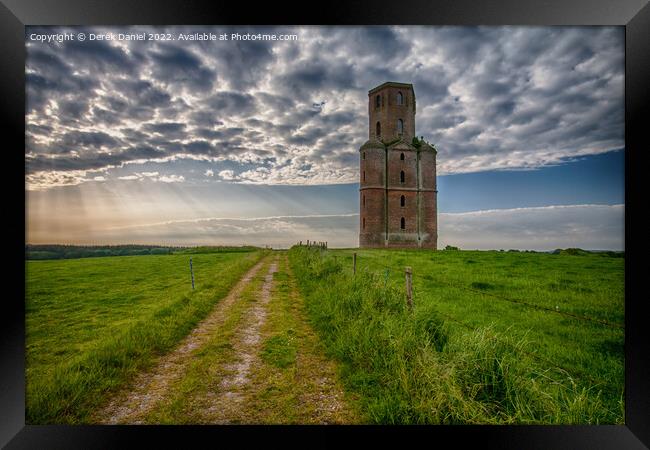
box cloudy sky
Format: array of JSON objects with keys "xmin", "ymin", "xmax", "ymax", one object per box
[{"xmin": 25, "ymin": 26, "xmax": 624, "ymax": 250}]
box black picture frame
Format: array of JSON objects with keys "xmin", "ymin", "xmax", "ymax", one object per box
[{"xmin": 2, "ymin": 0, "xmax": 648, "ymax": 448}]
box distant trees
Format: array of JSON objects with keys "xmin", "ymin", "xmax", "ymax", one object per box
[
  {"xmin": 551, "ymin": 248, "xmax": 624, "ymax": 258},
  {"xmin": 25, "ymin": 244, "xmax": 179, "ymax": 260},
  {"xmin": 25, "ymin": 244, "xmax": 262, "ymax": 260}
]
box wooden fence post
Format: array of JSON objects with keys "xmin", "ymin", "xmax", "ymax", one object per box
[
  {"xmin": 405, "ymin": 266, "xmax": 413, "ymax": 310},
  {"xmin": 353, "ymin": 252, "xmax": 357, "ymax": 275},
  {"xmin": 190, "ymin": 257, "xmax": 195, "ymax": 290}
]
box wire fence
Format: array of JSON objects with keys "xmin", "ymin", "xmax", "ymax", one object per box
[
  {"xmin": 293, "ymin": 244, "xmax": 623, "ymax": 389},
  {"xmin": 345, "ymin": 253, "xmax": 623, "ymax": 330}
]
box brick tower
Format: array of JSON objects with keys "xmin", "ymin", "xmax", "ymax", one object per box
[{"xmin": 359, "ymin": 81, "xmax": 437, "ymax": 249}]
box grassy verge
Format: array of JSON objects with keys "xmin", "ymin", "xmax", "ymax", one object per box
[
  {"xmin": 26, "ymin": 250, "xmax": 265, "ymax": 424},
  {"xmin": 288, "ymin": 246, "xmax": 623, "ymax": 424},
  {"xmin": 333, "ymin": 247, "xmax": 624, "ymax": 414},
  {"xmin": 244, "ymin": 255, "xmax": 360, "ymax": 424}
]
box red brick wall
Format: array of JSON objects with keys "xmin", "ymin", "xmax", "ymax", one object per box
[
  {"xmin": 360, "ymin": 146, "xmax": 385, "ymax": 187},
  {"xmin": 387, "ymin": 190, "xmax": 417, "ymax": 234},
  {"xmin": 419, "ymin": 151, "xmax": 437, "ymax": 190},
  {"xmin": 420, "ymin": 191, "xmax": 438, "ymax": 248},
  {"xmin": 359, "ymin": 145, "xmax": 386, "ymax": 246},
  {"xmin": 360, "ymin": 82, "xmax": 437, "ymax": 249},
  {"xmin": 369, "ymin": 85, "xmax": 416, "ymax": 142},
  {"xmin": 359, "ymin": 188, "xmax": 385, "ymax": 246},
  {"xmin": 387, "ymin": 148, "xmax": 417, "ymax": 189},
  {"xmin": 359, "ymin": 148, "xmax": 437, "ymax": 249}
]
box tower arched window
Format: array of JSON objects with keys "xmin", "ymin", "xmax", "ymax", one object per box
[
  {"xmin": 397, "ymin": 92, "xmax": 403, "ymax": 105},
  {"xmin": 397, "ymin": 119, "xmax": 404, "ymax": 136},
  {"xmin": 400, "ymin": 152, "xmax": 405, "ymax": 161},
  {"xmin": 362, "ymin": 151, "xmax": 366, "ymax": 160},
  {"xmin": 400, "ymin": 195, "xmax": 405, "ymax": 207},
  {"xmin": 400, "ymin": 170, "xmax": 405, "ymax": 183},
  {"xmin": 375, "ymin": 95, "xmax": 381, "ymax": 108},
  {"xmin": 363, "ymin": 194, "xmax": 365, "ymax": 207},
  {"xmin": 401, "ymin": 217, "xmax": 405, "ymax": 230},
  {"xmin": 363, "ymin": 171, "xmax": 366, "ymax": 182},
  {"xmin": 363, "ymin": 217, "xmax": 366, "ymax": 229},
  {"xmin": 376, "ymin": 121, "xmax": 381, "ymax": 138}
]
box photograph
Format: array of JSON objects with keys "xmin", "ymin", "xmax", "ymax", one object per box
[{"xmin": 24, "ymin": 24, "xmax": 626, "ymax": 427}]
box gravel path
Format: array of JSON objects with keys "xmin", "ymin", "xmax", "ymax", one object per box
[
  {"xmin": 92, "ymin": 253, "xmax": 358, "ymax": 424},
  {"xmin": 92, "ymin": 257, "xmax": 268, "ymax": 424},
  {"xmin": 195, "ymin": 259, "xmax": 278, "ymax": 423}
]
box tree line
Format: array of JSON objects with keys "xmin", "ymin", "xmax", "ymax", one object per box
[{"xmin": 25, "ymin": 244, "xmax": 262, "ymax": 260}]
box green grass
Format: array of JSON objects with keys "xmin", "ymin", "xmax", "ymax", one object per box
[
  {"xmin": 288, "ymin": 246, "xmax": 624, "ymax": 424},
  {"xmin": 26, "ymin": 250, "xmax": 265, "ymax": 424},
  {"xmin": 140, "ymin": 257, "xmax": 273, "ymax": 424},
  {"xmin": 235, "ymin": 255, "xmax": 360, "ymax": 424},
  {"xmin": 261, "ymin": 333, "xmax": 298, "ymax": 369}
]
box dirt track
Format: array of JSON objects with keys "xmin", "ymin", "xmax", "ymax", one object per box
[{"xmin": 93, "ymin": 253, "xmax": 357, "ymax": 424}]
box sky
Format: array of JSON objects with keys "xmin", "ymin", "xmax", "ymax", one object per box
[{"xmin": 25, "ymin": 26, "xmax": 625, "ymax": 250}]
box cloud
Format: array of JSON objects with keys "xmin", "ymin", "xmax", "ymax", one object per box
[
  {"xmin": 32, "ymin": 204, "xmax": 623, "ymax": 250},
  {"xmin": 112, "ymin": 79, "xmax": 172, "ymax": 108},
  {"xmin": 60, "ymin": 130, "xmax": 120, "ymax": 149},
  {"xmin": 218, "ymin": 169, "xmax": 237, "ymax": 181},
  {"xmin": 142, "ymin": 122, "xmax": 187, "ymax": 139},
  {"xmin": 148, "ymin": 44, "xmax": 215, "ymax": 91},
  {"xmin": 439, "ymin": 204, "xmax": 624, "ymax": 251},
  {"xmin": 203, "ymin": 91, "xmax": 257, "ymax": 117},
  {"xmin": 210, "ymin": 37, "xmax": 275, "ymax": 90},
  {"xmin": 83, "ymin": 213, "xmax": 360, "ymax": 248},
  {"xmin": 158, "ymin": 174, "xmax": 185, "ymax": 183},
  {"xmin": 25, "ymin": 25, "xmax": 623, "ymax": 190}
]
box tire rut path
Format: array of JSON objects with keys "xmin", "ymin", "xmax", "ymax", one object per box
[
  {"xmin": 196, "ymin": 258, "xmax": 279, "ymax": 423},
  {"xmin": 93, "ymin": 256, "xmax": 269, "ymax": 424}
]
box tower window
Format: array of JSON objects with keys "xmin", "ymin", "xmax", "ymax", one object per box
[
  {"xmin": 400, "ymin": 195, "xmax": 405, "ymax": 207},
  {"xmin": 363, "ymin": 194, "xmax": 365, "ymax": 207},
  {"xmin": 397, "ymin": 91, "xmax": 403, "ymax": 105},
  {"xmin": 363, "ymin": 217, "xmax": 366, "ymax": 229},
  {"xmin": 397, "ymin": 119, "xmax": 404, "ymax": 136},
  {"xmin": 401, "ymin": 217, "xmax": 405, "ymax": 230},
  {"xmin": 376, "ymin": 121, "xmax": 381, "ymax": 138},
  {"xmin": 400, "ymin": 170, "xmax": 405, "ymax": 183},
  {"xmin": 375, "ymin": 95, "xmax": 381, "ymax": 108},
  {"xmin": 362, "ymin": 151, "xmax": 366, "ymax": 160},
  {"xmin": 400, "ymin": 152, "xmax": 405, "ymax": 161}
]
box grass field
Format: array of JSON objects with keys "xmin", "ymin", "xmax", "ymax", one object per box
[
  {"xmin": 288, "ymin": 246, "xmax": 624, "ymax": 424},
  {"xmin": 25, "ymin": 244, "xmax": 624, "ymax": 425},
  {"xmin": 25, "ymin": 249, "xmax": 264, "ymax": 424}
]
